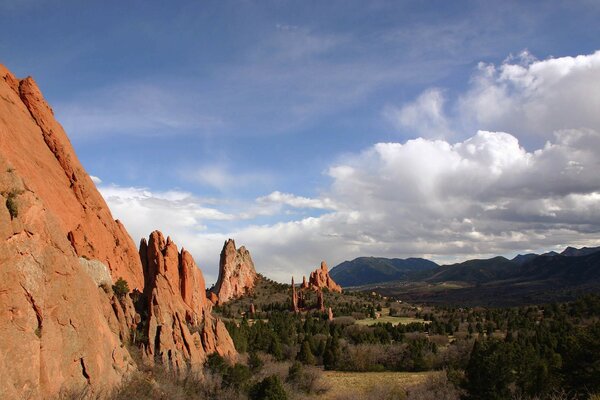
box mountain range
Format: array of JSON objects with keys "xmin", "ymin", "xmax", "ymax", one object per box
[{"xmin": 331, "ymin": 246, "xmax": 600, "ymax": 305}]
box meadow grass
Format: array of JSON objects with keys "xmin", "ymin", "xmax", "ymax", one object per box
[{"xmin": 319, "ymin": 370, "xmax": 433, "ymax": 399}]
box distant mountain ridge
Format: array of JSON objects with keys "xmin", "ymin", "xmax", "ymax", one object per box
[
  {"xmin": 336, "ymin": 245, "xmax": 600, "ymax": 306},
  {"xmin": 332, "ymin": 245, "xmax": 600, "ymax": 288},
  {"xmin": 329, "ymin": 256, "xmax": 438, "ymax": 287}
]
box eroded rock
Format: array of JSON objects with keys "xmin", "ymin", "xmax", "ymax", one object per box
[
  {"xmin": 308, "ymin": 261, "xmax": 342, "ymax": 293},
  {"xmin": 211, "ymin": 239, "xmax": 257, "ymax": 304}
]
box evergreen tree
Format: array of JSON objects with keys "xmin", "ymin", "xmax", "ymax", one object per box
[
  {"xmin": 464, "ymin": 340, "xmax": 514, "ymax": 400},
  {"xmin": 297, "ymin": 340, "xmax": 316, "ymax": 365},
  {"xmin": 249, "ymin": 375, "xmax": 288, "ymax": 400}
]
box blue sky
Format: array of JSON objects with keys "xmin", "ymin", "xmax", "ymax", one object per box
[{"xmin": 2, "ymin": 1, "xmax": 600, "ymax": 282}]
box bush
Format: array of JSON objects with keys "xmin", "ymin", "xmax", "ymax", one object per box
[
  {"xmin": 287, "ymin": 362, "xmax": 328, "ymax": 395},
  {"xmin": 249, "ymin": 375, "xmax": 287, "ymax": 400},
  {"xmin": 248, "ymin": 351, "xmax": 264, "ymax": 372},
  {"xmin": 5, "ymin": 191, "xmax": 18, "ymax": 219},
  {"xmin": 112, "ymin": 278, "xmax": 130, "ymax": 298}
]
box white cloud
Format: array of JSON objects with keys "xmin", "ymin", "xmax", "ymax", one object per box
[
  {"xmin": 383, "ymin": 88, "xmax": 452, "ymax": 138},
  {"xmin": 458, "ymin": 50, "xmax": 600, "ymax": 141},
  {"xmin": 392, "ymin": 50, "xmax": 600, "ymax": 146},
  {"xmin": 90, "ymin": 175, "xmax": 102, "ymax": 184},
  {"xmin": 257, "ymin": 191, "xmax": 337, "ymax": 210}
]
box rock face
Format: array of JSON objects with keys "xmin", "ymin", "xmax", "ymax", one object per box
[
  {"xmin": 308, "ymin": 261, "xmax": 342, "ymax": 293},
  {"xmin": 211, "ymin": 239, "xmax": 257, "ymax": 304},
  {"xmin": 139, "ymin": 231, "xmax": 236, "ymax": 371},
  {"xmin": 0, "ymin": 143, "xmax": 136, "ymax": 399},
  {"xmin": 0, "ymin": 65, "xmax": 143, "ymax": 289},
  {"xmin": 0, "ymin": 65, "xmax": 143, "ymax": 399}
]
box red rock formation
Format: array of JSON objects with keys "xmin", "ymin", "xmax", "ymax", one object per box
[
  {"xmin": 292, "ymin": 277, "xmax": 299, "ymax": 313},
  {"xmin": 139, "ymin": 231, "xmax": 236, "ymax": 371},
  {"xmin": 0, "ymin": 65, "xmax": 141, "ymax": 399},
  {"xmin": 0, "ymin": 144, "xmax": 136, "ymax": 399},
  {"xmin": 211, "ymin": 239, "xmax": 257, "ymax": 304},
  {"xmin": 0, "ymin": 66, "xmax": 143, "ymax": 289},
  {"xmin": 317, "ymin": 288, "xmax": 325, "ymax": 312},
  {"xmin": 207, "ymin": 291, "xmax": 219, "ymax": 305},
  {"xmin": 308, "ymin": 261, "xmax": 342, "ymax": 293},
  {"xmin": 301, "ymin": 275, "xmax": 308, "ymax": 289}
]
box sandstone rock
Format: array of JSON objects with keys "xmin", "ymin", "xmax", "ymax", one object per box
[
  {"xmin": 291, "ymin": 277, "xmax": 299, "ymax": 313},
  {"xmin": 328, "ymin": 307, "xmax": 334, "ymax": 321},
  {"xmin": 0, "ymin": 65, "xmax": 140, "ymax": 399},
  {"xmin": 211, "ymin": 239, "xmax": 257, "ymax": 304},
  {"xmin": 301, "ymin": 275, "xmax": 308, "ymax": 289},
  {"xmin": 79, "ymin": 257, "xmax": 112, "ymax": 287},
  {"xmin": 0, "ymin": 65, "xmax": 143, "ymax": 289},
  {"xmin": 208, "ymin": 290, "xmax": 219, "ymax": 305},
  {"xmin": 139, "ymin": 231, "xmax": 236, "ymax": 371},
  {"xmin": 317, "ymin": 288, "xmax": 325, "ymax": 312},
  {"xmin": 308, "ymin": 261, "xmax": 342, "ymax": 293},
  {"xmin": 0, "ymin": 157, "xmax": 135, "ymax": 399}
]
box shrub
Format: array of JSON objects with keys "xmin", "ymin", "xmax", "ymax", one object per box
[
  {"xmin": 6, "ymin": 191, "xmax": 18, "ymax": 219},
  {"xmin": 249, "ymin": 375, "xmax": 287, "ymax": 400},
  {"xmin": 287, "ymin": 362, "xmax": 328, "ymax": 395},
  {"xmin": 112, "ymin": 278, "xmax": 130, "ymax": 298},
  {"xmin": 248, "ymin": 351, "xmax": 264, "ymax": 372}
]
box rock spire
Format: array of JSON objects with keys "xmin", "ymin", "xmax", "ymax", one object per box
[
  {"xmin": 211, "ymin": 239, "xmax": 257, "ymax": 304},
  {"xmin": 308, "ymin": 261, "xmax": 342, "ymax": 293}
]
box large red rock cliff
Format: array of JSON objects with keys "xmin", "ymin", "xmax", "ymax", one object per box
[
  {"xmin": 211, "ymin": 239, "xmax": 257, "ymax": 304},
  {"xmin": 0, "ymin": 135, "xmax": 136, "ymax": 398}
]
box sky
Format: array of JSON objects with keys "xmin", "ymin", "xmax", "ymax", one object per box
[{"xmin": 2, "ymin": 0, "xmax": 600, "ymax": 283}]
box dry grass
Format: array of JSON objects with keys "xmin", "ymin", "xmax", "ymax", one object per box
[
  {"xmin": 354, "ymin": 314, "xmax": 424, "ymax": 326},
  {"xmin": 318, "ymin": 370, "xmax": 433, "ymax": 400}
]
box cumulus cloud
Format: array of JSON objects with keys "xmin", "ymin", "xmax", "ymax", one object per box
[
  {"xmin": 458, "ymin": 50, "xmax": 600, "ymax": 141},
  {"xmin": 393, "ymin": 50, "xmax": 600, "ymax": 146}
]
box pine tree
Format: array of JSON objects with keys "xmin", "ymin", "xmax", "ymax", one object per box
[{"xmin": 297, "ymin": 340, "xmax": 315, "ymax": 365}]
